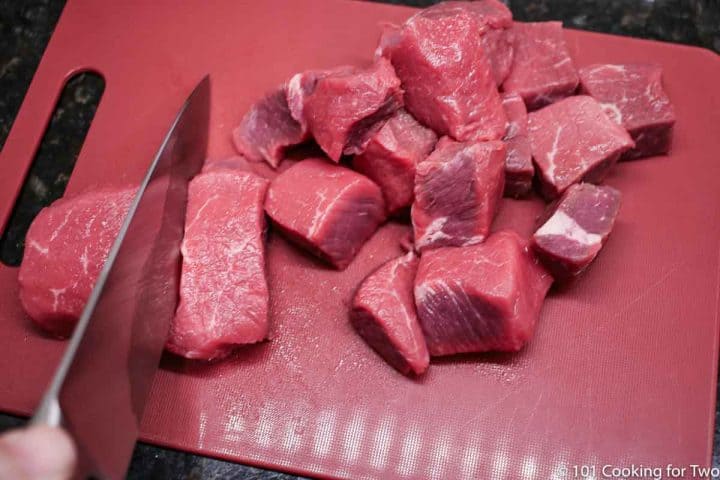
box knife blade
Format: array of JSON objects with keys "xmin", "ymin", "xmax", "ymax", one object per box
[{"xmin": 32, "ymin": 75, "xmax": 210, "ymax": 479}]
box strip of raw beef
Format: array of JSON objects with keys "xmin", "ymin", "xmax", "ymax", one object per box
[
  {"xmin": 166, "ymin": 170, "xmax": 270, "ymax": 360},
  {"xmin": 414, "ymin": 230, "xmax": 552, "ymax": 356},
  {"xmin": 18, "ymin": 188, "xmax": 134, "ymax": 337},
  {"xmin": 233, "ymin": 86, "xmax": 307, "ymax": 168},
  {"xmin": 352, "ymin": 109, "xmax": 437, "ymax": 215},
  {"xmin": 350, "ymin": 251, "xmax": 429, "ymax": 376},
  {"xmin": 528, "ymin": 95, "xmax": 634, "ymax": 199},
  {"xmin": 265, "ymin": 158, "xmax": 386, "ymax": 269},
  {"xmin": 378, "ymin": 3, "xmax": 507, "ymax": 141},
  {"xmin": 579, "ymin": 63, "xmax": 675, "ymax": 159},
  {"xmin": 502, "ymin": 21, "xmax": 579, "ymax": 110},
  {"xmin": 501, "ymin": 92, "xmax": 534, "ymax": 197},
  {"xmin": 412, "ymin": 137, "xmax": 505, "ymax": 251},
  {"xmin": 299, "ymin": 58, "xmax": 403, "ymax": 161},
  {"xmin": 532, "ymin": 183, "xmax": 621, "ymax": 279}
]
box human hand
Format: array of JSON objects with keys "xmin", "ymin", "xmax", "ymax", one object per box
[{"xmin": 0, "ymin": 425, "xmax": 76, "ymax": 480}]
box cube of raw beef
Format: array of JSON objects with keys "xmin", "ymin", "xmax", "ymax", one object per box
[
  {"xmin": 352, "ymin": 109, "xmax": 437, "ymax": 215},
  {"xmin": 350, "ymin": 251, "xmax": 429, "ymax": 376},
  {"xmin": 375, "ymin": 2, "xmax": 513, "ymax": 88},
  {"xmin": 501, "ymin": 93, "xmax": 534, "ymax": 197},
  {"xmin": 265, "ymin": 158, "xmax": 386, "ymax": 269},
  {"xmin": 286, "ymin": 65, "xmax": 358, "ymax": 134},
  {"xmin": 532, "ymin": 183, "xmax": 621, "ymax": 279},
  {"xmin": 412, "ymin": 137, "xmax": 506, "ymax": 251},
  {"xmin": 299, "ymin": 58, "xmax": 403, "ymax": 161},
  {"xmin": 415, "ymin": 230, "xmax": 552, "ymax": 356},
  {"xmin": 452, "ymin": 0, "xmax": 515, "ymax": 84},
  {"xmin": 482, "ymin": 27, "xmax": 515, "ymax": 86},
  {"xmin": 419, "ymin": 0, "xmax": 512, "ymax": 30},
  {"xmin": 233, "ymin": 86, "xmax": 306, "ymax": 168},
  {"xmin": 528, "ymin": 95, "xmax": 634, "ymax": 199},
  {"xmin": 166, "ymin": 170, "xmax": 270, "ymax": 360},
  {"xmin": 579, "ymin": 64, "xmax": 676, "ymax": 159},
  {"xmin": 502, "ymin": 22, "xmax": 579, "ymax": 110},
  {"xmin": 18, "ymin": 188, "xmax": 134, "ymax": 337},
  {"xmin": 378, "ymin": 4, "xmax": 507, "ymax": 142}
]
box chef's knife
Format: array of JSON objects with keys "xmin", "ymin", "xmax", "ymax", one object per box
[{"xmin": 32, "ymin": 75, "xmax": 210, "ymax": 479}]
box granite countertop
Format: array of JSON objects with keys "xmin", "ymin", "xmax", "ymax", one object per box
[{"xmin": 0, "ymin": 0, "xmax": 718, "ymax": 479}]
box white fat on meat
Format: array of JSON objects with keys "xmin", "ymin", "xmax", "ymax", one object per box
[
  {"xmin": 535, "ymin": 210, "xmax": 602, "ymax": 246},
  {"xmin": 543, "ymin": 125, "xmax": 563, "ymax": 181},
  {"xmin": 416, "ymin": 216, "xmax": 451, "ymax": 248},
  {"xmin": 601, "ymin": 102, "xmax": 624, "ymax": 124}
]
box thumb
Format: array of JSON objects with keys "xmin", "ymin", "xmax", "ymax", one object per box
[{"xmin": 0, "ymin": 425, "xmax": 77, "ymax": 480}]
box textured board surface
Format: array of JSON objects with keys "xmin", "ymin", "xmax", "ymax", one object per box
[{"xmin": 1, "ymin": 1, "xmax": 720, "ymax": 479}]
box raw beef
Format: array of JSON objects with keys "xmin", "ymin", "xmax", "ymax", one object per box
[
  {"xmin": 419, "ymin": 0, "xmax": 512, "ymax": 30},
  {"xmin": 265, "ymin": 158, "xmax": 386, "ymax": 269},
  {"xmin": 286, "ymin": 65, "xmax": 358, "ymax": 134},
  {"xmin": 414, "ymin": 230, "xmax": 552, "ymax": 356},
  {"xmin": 18, "ymin": 188, "xmax": 134, "ymax": 337},
  {"xmin": 420, "ymin": 0, "xmax": 515, "ymax": 84},
  {"xmin": 201, "ymin": 155, "xmax": 293, "ymax": 180},
  {"xmin": 378, "ymin": 3, "xmax": 507, "ymax": 141},
  {"xmin": 202, "ymin": 155, "xmax": 253, "ymax": 174},
  {"xmin": 233, "ymin": 86, "xmax": 306, "ymax": 168},
  {"xmin": 528, "ymin": 95, "xmax": 634, "ymax": 199},
  {"xmin": 579, "ymin": 63, "xmax": 676, "ymax": 159},
  {"xmin": 299, "ymin": 58, "xmax": 403, "ymax": 161},
  {"xmin": 501, "ymin": 92, "xmax": 534, "ymax": 197},
  {"xmin": 449, "ymin": 0, "xmax": 515, "ymax": 85},
  {"xmin": 482, "ymin": 27, "xmax": 515, "ymax": 86},
  {"xmin": 412, "ymin": 137, "xmax": 505, "ymax": 251},
  {"xmin": 166, "ymin": 170, "xmax": 270, "ymax": 360},
  {"xmin": 350, "ymin": 251, "xmax": 429, "ymax": 376},
  {"xmin": 287, "ymin": 70, "xmax": 324, "ymax": 133},
  {"xmin": 502, "ymin": 21, "xmax": 579, "ymax": 110},
  {"xmin": 532, "ymin": 183, "xmax": 621, "ymax": 279},
  {"xmin": 352, "ymin": 109, "xmax": 437, "ymax": 215}
]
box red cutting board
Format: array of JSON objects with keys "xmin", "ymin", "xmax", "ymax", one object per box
[{"xmin": 1, "ymin": 1, "xmax": 720, "ymax": 479}]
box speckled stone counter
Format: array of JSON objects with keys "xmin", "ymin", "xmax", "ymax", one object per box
[{"xmin": 1, "ymin": 0, "xmax": 718, "ymax": 478}]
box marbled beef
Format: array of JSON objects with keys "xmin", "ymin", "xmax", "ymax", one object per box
[
  {"xmin": 265, "ymin": 158, "xmax": 386, "ymax": 269},
  {"xmin": 19, "ymin": 188, "xmax": 134, "ymax": 337},
  {"xmin": 579, "ymin": 63, "xmax": 675, "ymax": 159},
  {"xmin": 352, "ymin": 109, "xmax": 437, "ymax": 215},
  {"xmin": 233, "ymin": 86, "xmax": 306, "ymax": 168},
  {"xmin": 528, "ymin": 95, "xmax": 634, "ymax": 199},
  {"xmin": 502, "ymin": 21, "xmax": 579, "ymax": 110},
  {"xmin": 378, "ymin": 3, "xmax": 507, "ymax": 141},
  {"xmin": 298, "ymin": 59, "xmax": 403, "ymax": 161},
  {"xmin": 412, "ymin": 137, "xmax": 505, "ymax": 251},
  {"xmin": 532, "ymin": 183, "xmax": 621, "ymax": 279},
  {"xmin": 167, "ymin": 170, "xmax": 270, "ymax": 360},
  {"xmin": 415, "ymin": 230, "xmax": 552, "ymax": 356}
]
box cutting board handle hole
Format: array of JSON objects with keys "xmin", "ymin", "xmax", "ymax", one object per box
[{"xmin": 0, "ymin": 71, "xmax": 105, "ymax": 267}]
